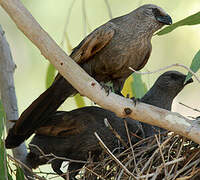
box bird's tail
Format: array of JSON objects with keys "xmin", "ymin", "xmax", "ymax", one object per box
[{"xmin": 5, "ymin": 76, "xmax": 77, "ymax": 148}]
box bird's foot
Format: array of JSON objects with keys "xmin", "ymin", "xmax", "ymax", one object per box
[
  {"xmin": 131, "ymin": 97, "xmax": 141, "ymax": 106},
  {"xmin": 115, "ymin": 91, "xmax": 125, "ymax": 97},
  {"xmin": 100, "ymin": 82, "xmax": 112, "ymax": 96}
]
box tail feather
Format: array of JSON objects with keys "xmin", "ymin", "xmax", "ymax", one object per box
[{"xmin": 5, "ymin": 76, "xmax": 77, "ymax": 148}]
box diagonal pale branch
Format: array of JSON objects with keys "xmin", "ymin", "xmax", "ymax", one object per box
[{"xmin": 0, "ymin": 0, "xmax": 200, "ymax": 144}]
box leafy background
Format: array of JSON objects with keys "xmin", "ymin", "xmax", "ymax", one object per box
[{"xmin": 0, "ymin": 0, "xmax": 200, "ymax": 179}]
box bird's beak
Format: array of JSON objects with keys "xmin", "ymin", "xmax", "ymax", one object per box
[
  {"xmin": 156, "ymin": 14, "xmax": 172, "ymax": 25},
  {"xmin": 184, "ymin": 77, "xmax": 193, "ymax": 85}
]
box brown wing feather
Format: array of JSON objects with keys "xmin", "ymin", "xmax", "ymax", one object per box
[
  {"xmin": 70, "ymin": 25, "xmax": 115, "ymax": 63},
  {"xmin": 35, "ymin": 112, "xmax": 86, "ymax": 137}
]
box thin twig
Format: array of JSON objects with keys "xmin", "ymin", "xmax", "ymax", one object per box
[
  {"xmin": 7, "ymin": 154, "xmax": 46, "ymax": 180},
  {"xmin": 104, "ymin": 118, "xmax": 128, "ymax": 148},
  {"xmin": 172, "ymin": 159, "xmax": 200, "ymax": 180},
  {"xmin": 85, "ymin": 167, "xmax": 106, "ymax": 180},
  {"xmin": 166, "ymin": 157, "xmax": 185, "ymax": 166},
  {"xmin": 155, "ymin": 134, "xmax": 168, "ymax": 178},
  {"xmin": 82, "ymin": 0, "xmax": 87, "ymax": 37},
  {"xmin": 129, "ymin": 63, "xmax": 200, "ymax": 83},
  {"xmin": 104, "ymin": 0, "xmax": 112, "ymax": 19},
  {"xmin": 94, "ymin": 132, "xmax": 137, "ymax": 179},
  {"xmin": 179, "ymin": 102, "xmax": 200, "ymax": 113},
  {"xmin": 141, "ymin": 135, "xmax": 173, "ymax": 174},
  {"xmin": 60, "ymin": 0, "xmax": 76, "ymax": 47},
  {"xmin": 124, "ymin": 119, "xmax": 140, "ymax": 175},
  {"xmin": 29, "ymin": 144, "xmax": 87, "ymax": 164},
  {"xmin": 174, "ymin": 137, "xmax": 186, "ymax": 175}
]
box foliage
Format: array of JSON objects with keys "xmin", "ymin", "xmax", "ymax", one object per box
[
  {"xmin": 0, "ymin": 102, "xmax": 13, "ymax": 180},
  {"xmin": 74, "ymin": 93, "xmax": 86, "ymax": 107},
  {"xmin": 157, "ymin": 11, "xmax": 200, "ymax": 35},
  {"xmin": 16, "ymin": 166, "xmax": 25, "ymax": 180},
  {"xmin": 185, "ymin": 49, "xmax": 200, "ymax": 82},
  {"xmin": 157, "ymin": 11, "xmax": 200, "ymax": 81},
  {"xmin": 45, "ymin": 63, "xmax": 56, "ymax": 89},
  {"xmin": 0, "ymin": 101, "xmax": 24, "ymax": 180},
  {"xmin": 0, "ymin": 101, "xmax": 4, "ymax": 138},
  {"xmin": 131, "ymin": 74, "xmax": 147, "ymax": 98}
]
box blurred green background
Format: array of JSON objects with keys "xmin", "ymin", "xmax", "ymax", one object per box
[{"xmin": 1, "ymin": 0, "xmax": 200, "ymax": 179}]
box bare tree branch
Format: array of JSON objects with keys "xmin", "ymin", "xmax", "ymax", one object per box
[
  {"xmin": 0, "ymin": 0, "xmax": 200, "ymax": 145},
  {"xmin": 0, "ymin": 24, "xmax": 34, "ymax": 178},
  {"xmin": 0, "ymin": 24, "xmax": 26, "ymax": 158}
]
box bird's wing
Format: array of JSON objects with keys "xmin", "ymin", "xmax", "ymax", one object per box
[
  {"xmin": 52, "ymin": 25, "xmax": 115, "ymax": 84},
  {"xmin": 35, "ymin": 112, "xmax": 87, "ymax": 137},
  {"xmin": 70, "ymin": 25, "xmax": 115, "ymax": 63}
]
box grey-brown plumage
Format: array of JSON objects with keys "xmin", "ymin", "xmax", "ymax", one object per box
[
  {"xmin": 22, "ymin": 71, "xmax": 192, "ymax": 179},
  {"xmin": 5, "ymin": 4, "xmax": 172, "ymax": 148}
]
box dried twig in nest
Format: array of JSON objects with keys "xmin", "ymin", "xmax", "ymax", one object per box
[{"xmin": 82, "ymin": 133, "xmax": 200, "ymax": 180}]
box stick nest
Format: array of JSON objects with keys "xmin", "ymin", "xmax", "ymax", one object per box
[{"xmin": 82, "ymin": 133, "xmax": 200, "ymax": 180}]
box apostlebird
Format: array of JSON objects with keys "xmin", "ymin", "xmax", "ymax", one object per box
[
  {"xmin": 6, "ymin": 71, "xmax": 192, "ymax": 179},
  {"xmin": 6, "ymin": 4, "xmax": 172, "ymax": 147}
]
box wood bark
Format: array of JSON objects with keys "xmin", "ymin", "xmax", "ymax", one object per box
[
  {"xmin": 0, "ymin": 25, "xmax": 27, "ymax": 162},
  {"xmin": 0, "ymin": 25, "xmax": 35, "ymax": 179}
]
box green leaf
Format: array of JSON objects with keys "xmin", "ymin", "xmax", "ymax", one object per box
[
  {"xmin": 157, "ymin": 11, "xmax": 200, "ymax": 35},
  {"xmin": 0, "ymin": 100, "xmax": 5, "ymax": 138},
  {"xmin": 45, "ymin": 63, "xmax": 56, "ymax": 89},
  {"xmin": 0, "ymin": 140, "xmax": 6, "ymax": 180},
  {"xmin": 65, "ymin": 33, "xmax": 73, "ymax": 54},
  {"xmin": 185, "ymin": 49, "xmax": 200, "ymax": 82},
  {"xmin": 131, "ymin": 74, "xmax": 147, "ymax": 98},
  {"xmin": 16, "ymin": 166, "xmax": 25, "ymax": 180},
  {"xmin": 74, "ymin": 94, "xmax": 85, "ymax": 108},
  {"xmin": 0, "ymin": 139, "xmax": 13, "ymax": 180}
]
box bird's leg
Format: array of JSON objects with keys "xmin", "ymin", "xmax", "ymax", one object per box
[
  {"xmin": 100, "ymin": 81, "xmax": 113, "ymax": 96},
  {"xmin": 113, "ymin": 78, "xmax": 125, "ymax": 97},
  {"xmin": 131, "ymin": 97, "xmax": 141, "ymax": 106}
]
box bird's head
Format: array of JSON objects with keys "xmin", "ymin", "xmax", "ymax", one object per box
[
  {"xmin": 141, "ymin": 71, "xmax": 193, "ymax": 110},
  {"xmin": 134, "ymin": 4, "xmax": 172, "ymax": 33},
  {"xmin": 155, "ymin": 71, "xmax": 193, "ymax": 97},
  {"xmin": 142, "ymin": 4, "xmax": 172, "ymax": 25}
]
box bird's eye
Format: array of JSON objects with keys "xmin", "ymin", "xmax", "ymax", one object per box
[
  {"xmin": 152, "ymin": 8, "xmax": 162, "ymax": 17},
  {"xmin": 170, "ymin": 74, "xmax": 178, "ymax": 80}
]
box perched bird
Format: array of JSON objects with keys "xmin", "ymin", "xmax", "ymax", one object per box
[
  {"xmin": 12, "ymin": 71, "xmax": 192, "ymax": 179},
  {"xmin": 5, "ymin": 4, "xmax": 172, "ymax": 148}
]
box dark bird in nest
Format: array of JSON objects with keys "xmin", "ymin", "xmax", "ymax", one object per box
[
  {"xmin": 7, "ymin": 71, "xmax": 192, "ymax": 179},
  {"xmin": 5, "ymin": 4, "xmax": 172, "ymax": 148}
]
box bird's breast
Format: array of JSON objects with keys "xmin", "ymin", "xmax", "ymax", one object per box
[{"xmin": 90, "ymin": 32, "xmax": 151, "ymax": 80}]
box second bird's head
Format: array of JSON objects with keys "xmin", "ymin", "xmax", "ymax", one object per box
[{"xmin": 155, "ymin": 71, "xmax": 193, "ymax": 97}]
